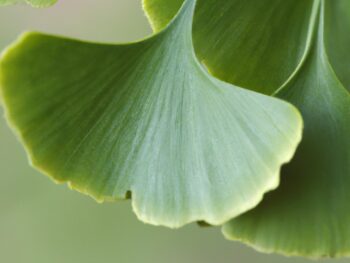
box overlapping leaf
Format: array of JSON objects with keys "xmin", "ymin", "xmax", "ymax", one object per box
[
  {"xmin": 143, "ymin": 0, "xmax": 314, "ymax": 95},
  {"xmin": 0, "ymin": 0, "xmax": 302, "ymax": 228},
  {"xmin": 145, "ymin": 0, "xmax": 350, "ymax": 258}
]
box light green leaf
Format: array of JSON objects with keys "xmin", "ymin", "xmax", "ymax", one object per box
[
  {"xmin": 146, "ymin": 0, "xmax": 350, "ymax": 257},
  {"xmin": 222, "ymin": 0, "xmax": 350, "ymax": 258},
  {"xmin": 143, "ymin": 0, "xmax": 183, "ymax": 32},
  {"xmin": 0, "ymin": 0, "xmax": 302, "ymax": 228},
  {"xmin": 0, "ymin": 0, "xmax": 56, "ymax": 7}
]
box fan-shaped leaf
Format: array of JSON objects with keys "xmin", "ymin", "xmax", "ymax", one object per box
[{"xmin": 0, "ymin": 1, "xmax": 302, "ymax": 228}]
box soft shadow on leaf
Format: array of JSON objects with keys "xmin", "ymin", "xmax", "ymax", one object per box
[
  {"xmin": 0, "ymin": 0, "xmax": 302, "ymax": 228},
  {"xmin": 143, "ymin": 0, "xmax": 314, "ymax": 95}
]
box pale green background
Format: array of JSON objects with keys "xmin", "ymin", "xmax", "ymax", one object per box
[{"xmin": 0, "ymin": 1, "xmax": 346, "ymax": 262}]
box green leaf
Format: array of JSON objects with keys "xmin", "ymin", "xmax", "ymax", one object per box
[
  {"xmin": 324, "ymin": 0, "xmax": 350, "ymax": 91},
  {"xmin": 0, "ymin": 0, "xmax": 56, "ymax": 7},
  {"xmin": 0, "ymin": 0, "xmax": 302, "ymax": 228},
  {"xmin": 222, "ymin": 0, "xmax": 350, "ymax": 258},
  {"xmin": 143, "ymin": 0, "xmax": 183, "ymax": 32},
  {"xmin": 145, "ymin": 0, "xmax": 350, "ymax": 257},
  {"xmin": 143, "ymin": 0, "xmax": 315, "ymax": 95}
]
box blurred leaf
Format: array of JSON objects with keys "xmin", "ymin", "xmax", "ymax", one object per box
[
  {"xmin": 0, "ymin": 1, "xmax": 302, "ymax": 228},
  {"xmin": 0, "ymin": 0, "xmax": 56, "ymax": 7},
  {"xmin": 145, "ymin": 0, "xmax": 350, "ymax": 258}
]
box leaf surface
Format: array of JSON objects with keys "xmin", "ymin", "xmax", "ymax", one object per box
[
  {"xmin": 143, "ymin": 0, "xmax": 315, "ymax": 94},
  {"xmin": 146, "ymin": 0, "xmax": 350, "ymax": 257},
  {"xmin": 0, "ymin": 0, "xmax": 302, "ymax": 228},
  {"xmin": 222, "ymin": 0, "xmax": 350, "ymax": 258}
]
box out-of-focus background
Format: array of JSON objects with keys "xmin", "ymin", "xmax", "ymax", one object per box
[{"xmin": 0, "ymin": 1, "xmax": 346, "ymax": 263}]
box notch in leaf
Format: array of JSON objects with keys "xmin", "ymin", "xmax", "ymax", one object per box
[{"xmin": 0, "ymin": 0, "xmax": 302, "ymax": 228}]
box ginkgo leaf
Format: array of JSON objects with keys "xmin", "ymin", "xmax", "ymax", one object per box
[
  {"xmin": 0, "ymin": 0, "xmax": 302, "ymax": 228},
  {"xmin": 145, "ymin": 0, "xmax": 350, "ymax": 258}
]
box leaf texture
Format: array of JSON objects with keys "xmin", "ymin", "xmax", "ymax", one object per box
[
  {"xmin": 145, "ymin": 0, "xmax": 350, "ymax": 257},
  {"xmin": 143, "ymin": 0, "xmax": 315, "ymax": 95},
  {"xmin": 0, "ymin": 0, "xmax": 302, "ymax": 228},
  {"xmin": 223, "ymin": 0, "xmax": 350, "ymax": 258}
]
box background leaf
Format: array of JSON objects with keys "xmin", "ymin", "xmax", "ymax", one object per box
[
  {"xmin": 324, "ymin": 0, "xmax": 350, "ymax": 91},
  {"xmin": 0, "ymin": 0, "xmax": 56, "ymax": 7},
  {"xmin": 0, "ymin": 0, "xmax": 302, "ymax": 228},
  {"xmin": 222, "ymin": 0, "xmax": 350, "ymax": 258}
]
